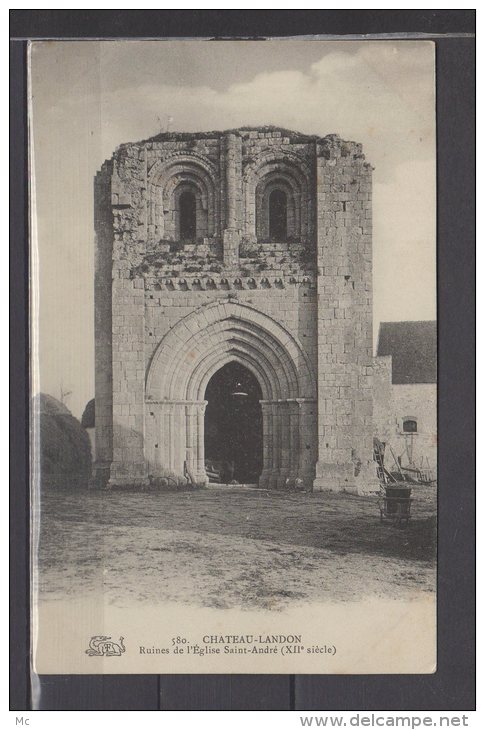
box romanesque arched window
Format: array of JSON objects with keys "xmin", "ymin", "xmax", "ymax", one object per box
[
  {"xmin": 269, "ymin": 189, "xmax": 288, "ymax": 241},
  {"xmin": 179, "ymin": 190, "xmax": 197, "ymax": 241},
  {"xmin": 254, "ymin": 172, "xmax": 301, "ymax": 243},
  {"xmin": 148, "ymin": 155, "xmax": 218, "ymax": 243},
  {"xmin": 173, "ymin": 182, "xmax": 205, "ymax": 243}
]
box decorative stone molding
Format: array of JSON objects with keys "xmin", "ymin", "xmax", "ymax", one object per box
[
  {"xmin": 147, "ymin": 154, "xmax": 219, "ymax": 241},
  {"xmin": 144, "ymin": 275, "xmax": 316, "ymax": 291}
]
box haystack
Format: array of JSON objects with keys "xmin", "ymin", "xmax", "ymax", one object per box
[{"xmin": 33, "ymin": 393, "xmax": 92, "ymax": 489}]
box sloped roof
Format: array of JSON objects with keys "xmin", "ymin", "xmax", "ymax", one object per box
[{"xmin": 377, "ymin": 321, "xmax": 437, "ymax": 384}]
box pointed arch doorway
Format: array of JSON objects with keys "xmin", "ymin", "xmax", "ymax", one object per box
[
  {"xmin": 145, "ymin": 300, "xmax": 317, "ymax": 490},
  {"xmin": 204, "ymin": 362, "xmax": 263, "ymax": 484}
]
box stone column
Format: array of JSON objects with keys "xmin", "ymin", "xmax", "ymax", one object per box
[
  {"xmin": 223, "ymin": 133, "xmax": 242, "ymax": 267},
  {"xmin": 94, "ymin": 145, "xmax": 149, "ymax": 489},
  {"xmin": 277, "ymin": 401, "xmax": 291, "ymax": 488},
  {"xmin": 145, "ymin": 400, "xmax": 207, "ymax": 484},
  {"xmin": 108, "ymin": 274, "xmax": 148, "ymax": 488},
  {"xmin": 259, "ymin": 401, "xmax": 272, "ymax": 488},
  {"xmin": 313, "ymin": 137, "xmax": 377, "ymax": 494},
  {"xmin": 164, "ymin": 404, "xmax": 172, "ymax": 470},
  {"xmin": 288, "ymin": 400, "xmax": 301, "ymax": 485},
  {"xmin": 92, "ymin": 163, "xmax": 114, "ymax": 488},
  {"xmin": 195, "ymin": 402, "xmax": 208, "ymax": 484},
  {"xmin": 298, "ymin": 399, "xmax": 318, "ymax": 490},
  {"xmin": 267, "ymin": 402, "xmax": 280, "ymax": 489},
  {"xmin": 185, "ymin": 403, "xmax": 196, "ymax": 478},
  {"xmin": 225, "ymin": 133, "xmax": 238, "ymax": 229},
  {"xmin": 261, "ymin": 399, "xmax": 317, "ymax": 491}
]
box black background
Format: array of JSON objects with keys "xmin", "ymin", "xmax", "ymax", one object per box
[{"xmin": 10, "ymin": 9, "xmax": 475, "ymax": 712}]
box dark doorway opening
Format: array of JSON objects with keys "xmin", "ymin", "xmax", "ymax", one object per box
[
  {"xmin": 269, "ymin": 188, "xmax": 287, "ymax": 241},
  {"xmin": 204, "ymin": 362, "xmax": 263, "ymax": 484},
  {"xmin": 179, "ymin": 190, "xmax": 196, "ymax": 241}
]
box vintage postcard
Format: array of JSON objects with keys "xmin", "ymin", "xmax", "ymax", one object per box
[{"xmin": 30, "ymin": 39, "xmax": 437, "ymax": 674}]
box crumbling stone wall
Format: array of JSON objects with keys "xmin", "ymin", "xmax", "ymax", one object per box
[
  {"xmin": 313, "ymin": 135, "xmax": 374, "ymax": 492},
  {"xmin": 93, "ymin": 127, "xmax": 375, "ymax": 493}
]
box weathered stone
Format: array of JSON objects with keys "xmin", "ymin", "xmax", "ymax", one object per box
[{"xmin": 93, "ymin": 127, "xmax": 376, "ymax": 493}]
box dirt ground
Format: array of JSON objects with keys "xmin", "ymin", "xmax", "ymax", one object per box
[{"xmin": 36, "ymin": 484, "xmax": 437, "ymax": 611}]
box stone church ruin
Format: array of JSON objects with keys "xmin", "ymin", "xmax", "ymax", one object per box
[{"xmin": 93, "ymin": 127, "xmax": 375, "ymax": 492}]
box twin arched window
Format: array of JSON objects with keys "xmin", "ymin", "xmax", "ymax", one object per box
[
  {"xmin": 256, "ymin": 175, "xmax": 298, "ymax": 243},
  {"xmin": 158, "ymin": 155, "xmax": 307, "ymax": 245},
  {"xmin": 175, "ymin": 177, "xmax": 294, "ymax": 244},
  {"xmin": 177, "ymin": 185, "xmax": 290, "ymax": 243}
]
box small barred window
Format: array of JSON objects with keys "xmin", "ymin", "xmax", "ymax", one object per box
[{"xmin": 402, "ymin": 418, "xmax": 418, "ymax": 433}]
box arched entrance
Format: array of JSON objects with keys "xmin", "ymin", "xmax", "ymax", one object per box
[
  {"xmin": 145, "ymin": 300, "xmax": 317, "ymax": 489},
  {"xmin": 204, "ymin": 362, "xmax": 263, "ymax": 484}
]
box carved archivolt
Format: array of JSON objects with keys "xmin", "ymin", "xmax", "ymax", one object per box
[
  {"xmin": 148, "ymin": 155, "xmax": 219, "ymax": 240},
  {"xmin": 146, "ymin": 299, "xmax": 316, "ymax": 402},
  {"xmin": 144, "ymin": 299, "xmax": 317, "ymax": 487},
  {"xmin": 243, "ymin": 152, "xmax": 314, "ymax": 243}
]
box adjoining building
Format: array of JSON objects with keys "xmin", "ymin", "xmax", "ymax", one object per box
[
  {"xmin": 93, "ymin": 127, "xmax": 376, "ymax": 493},
  {"xmin": 374, "ymin": 321, "xmax": 437, "ymax": 481}
]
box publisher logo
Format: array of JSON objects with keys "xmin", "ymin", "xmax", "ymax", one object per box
[{"xmin": 85, "ymin": 636, "xmax": 126, "ymax": 657}]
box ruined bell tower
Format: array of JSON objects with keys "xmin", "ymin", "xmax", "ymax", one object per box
[{"xmin": 93, "ymin": 127, "xmax": 375, "ymax": 493}]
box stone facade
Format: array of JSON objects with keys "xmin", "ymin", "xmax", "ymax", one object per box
[
  {"xmin": 374, "ymin": 321, "xmax": 437, "ymax": 479},
  {"xmin": 93, "ymin": 127, "xmax": 375, "ymax": 492},
  {"xmin": 374, "ymin": 357, "xmax": 437, "ymax": 478}
]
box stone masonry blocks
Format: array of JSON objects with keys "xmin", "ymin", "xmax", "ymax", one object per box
[{"xmin": 93, "ymin": 127, "xmax": 375, "ymax": 493}]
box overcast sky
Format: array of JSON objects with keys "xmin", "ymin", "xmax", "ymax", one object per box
[{"xmin": 30, "ymin": 40, "xmax": 436, "ymax": 418}]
